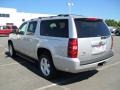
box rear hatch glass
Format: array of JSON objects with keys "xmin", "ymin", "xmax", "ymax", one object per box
[
  {"xmin": 74, "ymin": 18, "xmax": 112, "ymax": 65},
  {"xmin": 74, "ymin": 18, "xmax": 110, "ymax": 38}
]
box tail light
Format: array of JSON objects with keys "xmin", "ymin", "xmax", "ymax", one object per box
[
  {"xmin": 86, "ymin": 18, "xmax": 97, "ymax": 21},
  {"xmin": 68, "ymin": 38, "xmax": 78, "ymax": 58},
  {"xmin": 111, "ymin": 36, "xmax": 113, "ymax": 49}
]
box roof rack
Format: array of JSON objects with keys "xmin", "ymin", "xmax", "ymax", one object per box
[
  {"xmin": 30, "ymin": 17, "xmax": 46, "ymax": 20},
  {"xmin": 57, "ymin": 14, "xmax": 70, "ymax": 17},
  {"xmin": 38, "ymin": 17, "xmax": 47, "ymax": 19},
  {"xmin": 30, "ymin": 18, "xmax": 37, "ymax": 20},
  {"xmin": 57, "ymin": 14, "xmax": 85, "ymax": 17},
  {"xmin": 38, "ymin": 16, "xmax": 57, "ymax": 19},
  {"xmin": 31, "ymin": 14, "xmax": 85, "ymax": 20}
]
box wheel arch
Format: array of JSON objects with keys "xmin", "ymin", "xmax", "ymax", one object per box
[
  {"xmin": 37, "ymin": 47, "xmax": 56, "ymax": 68},
  {"xmin": 37, "ymin": 48, "xmax": 53, "ymax": 60}
]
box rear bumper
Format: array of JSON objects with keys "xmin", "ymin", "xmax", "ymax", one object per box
[
  {"xmin": 80, "ymin": 50, "xmax": 114, "ymax": 65},
  {"xmin": 53, "ymin": 50, "xmax": 113, "ymax": 73}
]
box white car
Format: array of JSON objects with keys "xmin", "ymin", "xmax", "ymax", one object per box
[
  {"xmin": 108, "ymin": 26, "xmax": 117, "ymax": 33},
  {"xmin": 8, "ymin": 14, "xmax": 113, "ymax": 79}
]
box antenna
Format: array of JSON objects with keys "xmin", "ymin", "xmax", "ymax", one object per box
[{"xmin": 67, "ymin": 0, "xmax": 74, "ymax": 14}]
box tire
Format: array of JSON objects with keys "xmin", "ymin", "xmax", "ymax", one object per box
[
  {"xmin": 38, "ymin": 53, "xmax": 56, "ymax": 79},
  {"xmin": 8, "ymin": 42, "xmax": 16, "ymax": 58}
]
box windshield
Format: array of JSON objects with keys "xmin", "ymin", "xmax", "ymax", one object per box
[{"xmin": 74, "ymin": 18, "xmax": 110, "ymax": 38}]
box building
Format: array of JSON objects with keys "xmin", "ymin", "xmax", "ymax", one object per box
[{"xmin": 0, "ymin": 7, "xmax": 52, "ymax": 27}]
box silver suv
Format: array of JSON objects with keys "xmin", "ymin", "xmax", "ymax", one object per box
[{"xmin": 8, "ymin": 14, "xmax": 113, "ymax": 79}]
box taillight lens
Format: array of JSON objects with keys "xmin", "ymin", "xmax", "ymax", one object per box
[
  {"xmin": 68, "ymin": 38, "xmax": 78, "ymax": 58},
  {"xmin": 111, "ymin": 36, "xmax": 113, "ymax": 49}
]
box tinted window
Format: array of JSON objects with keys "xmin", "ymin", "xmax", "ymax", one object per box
[
  {"xmin": 27, "ymin": 21, "xmax": 37, "ymax": 34},
  {"xmin": 12, "ymin": 26, "xmax": 18, "ymax": 29},
  {"xmin": 40, "ymin": 19, "xmax": 68, "ymax": 37},
  {"xmin": 0, "ymin": 26, "xmax": 4, "ymax": 30},
  {"xmin": 0, "ymin": 26, "xmax": 2, "ymax": 30},
  {"xmin": 6, "ymin": 26, "xmax": 11, "ymax": 29},
  {"xmin": 0, "ymin": 14, "xmax": 10, "ymax": 17},
  {"xmin": 1, "ymin": 26, "xmax": 9, "ymax": 30},
  {"xmin": 3, "ymin": 26, "xmax": 7, "ymax": 29},
  {"xmin": 75, "ymin": 19, "xmax": 110, "ymax": 38}
]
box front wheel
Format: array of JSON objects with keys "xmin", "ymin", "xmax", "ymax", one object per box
[
  {"xmin": 38, "ymin": 53, "xmax": 56, "ymax": 79},
  {"xmin": 8, "ymin": 43, "xmax": 16, "ymax": 57}
]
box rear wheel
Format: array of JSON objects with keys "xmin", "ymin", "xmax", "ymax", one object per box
[
  {"xmin": 38, "ymin": 53, "xmax": 56, "ymax": 79},
  {"xmin": 8, "ymin": 43, "xmax": 16, "ymax": 57}
]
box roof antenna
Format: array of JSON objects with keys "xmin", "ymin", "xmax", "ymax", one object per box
[{"xmin": 67, "ymin": 0, "xmax": 74, "ymax": 15}]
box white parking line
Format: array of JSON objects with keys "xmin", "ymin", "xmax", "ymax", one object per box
[
  {"xmin": 0, "ymin": 61, "xmax": 26, "ymax": 67},
  {"xmin": 98, "ymin": 61, "xmax": 120, "ymax": 71},
  {"xmin": 35, "ymin": 74, "xmax": 76, "ymax": 90},
  {"xmin": 35, "ymin": 83, "xmax": 70, "ymax": 90},
  {"xmin": 35, "ymin": 84, "xmax": 57, "ymax": 90},
  {"xmin": 35, "ymin": 61, "xmax": 120, "ymax": 90}
]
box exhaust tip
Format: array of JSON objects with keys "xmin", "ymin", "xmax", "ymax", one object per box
[{"xmin": 98, "ymin": 61, "xmax": 106, "ymax": 67}]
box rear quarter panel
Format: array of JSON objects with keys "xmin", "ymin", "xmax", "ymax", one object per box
[{"xmin": 37, "ymin": 36, "xmax": 69, "ymax": 58}]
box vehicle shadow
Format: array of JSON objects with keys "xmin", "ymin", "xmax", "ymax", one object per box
[{"xmin": 5, "ymin": 51, "xmax": 98, "ymax": 85}]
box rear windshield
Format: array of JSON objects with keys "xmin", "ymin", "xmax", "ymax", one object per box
[{"xmin": 74, "ymin": 18, "xmax": 110, "ymax": 38}]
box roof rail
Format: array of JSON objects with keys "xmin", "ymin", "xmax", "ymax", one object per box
[
  {"xmin": 57, "ymin": 14, "xmax": 84, "ymax": 17},
  {"xmin": 30, "ymin": 18, "xmax": 37, "ymax": 20},
  {"xmin": 38, "ymin": 17, "xmax": 47, "ymax": 19},
  {"xmin": 57, "ymin": 14, "xmax": 70, "ymax": 17},
  {"xmin": 49, "ymin": 16, "xmax": 58, "ymax": 18}
]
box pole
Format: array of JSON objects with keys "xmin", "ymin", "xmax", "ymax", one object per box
[{"xmin": 67, "ymin": 0, "xmax": 74, "ymax": 14}]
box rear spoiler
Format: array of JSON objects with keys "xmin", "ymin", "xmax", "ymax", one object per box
[{"xmin": 75, "ymin": 18, "xmax": 103, "ymax": 22}]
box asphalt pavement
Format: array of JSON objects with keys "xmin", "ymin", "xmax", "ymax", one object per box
[{"xmin": 0, "ymin": 36, "xmax": 120, "ymax": 90}]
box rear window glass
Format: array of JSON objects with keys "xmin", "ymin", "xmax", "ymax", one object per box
[{"xmin": 74, "ymin": 18, "xmax": 110, "ymax": 38}]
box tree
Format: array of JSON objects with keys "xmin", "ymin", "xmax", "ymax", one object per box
[
  {"xmin": 118, "ymin": 21, "xmax": 120, "ymax": 28},
  {"xmin": 105, "ymin": 19, "xmax": 120, "ymax": 28}
]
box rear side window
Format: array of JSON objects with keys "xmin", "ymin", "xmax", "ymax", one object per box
[
  {"xmin": 40, "ymin": 19, "xmax": 68, "ymax": 38},
  {"xmin": 74, "ymin": 18, "xmax": 110, "ymax": 38}
]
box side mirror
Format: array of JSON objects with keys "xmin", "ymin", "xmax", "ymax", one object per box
[{"xmin": 17, "ymin": 31, "xmax": 25, "ymax": 35}]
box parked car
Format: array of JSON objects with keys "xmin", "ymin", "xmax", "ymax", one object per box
[
  {"xmin": 0, "ymin": 25, "xmax": 18, "ymax": 36},
  {"xmin": 114, "ymin": 28, "xmax": 120, "ymax": 36},
  {"xmin": 8, "ymin": 14, "xmax": 113, "ymax": 79},
  {"xmin": 108, "ymin": 26, "xmax": 117, "ymax": 33}
]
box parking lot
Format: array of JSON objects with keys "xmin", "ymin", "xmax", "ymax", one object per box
[{"xmin": 0, "ymin": 36, "xmax": 120, "ymax": 90}]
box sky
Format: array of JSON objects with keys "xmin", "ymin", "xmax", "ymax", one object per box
[{"xmin": 0, "ymin": 0, "xmax": 120, "ymax": 20}]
